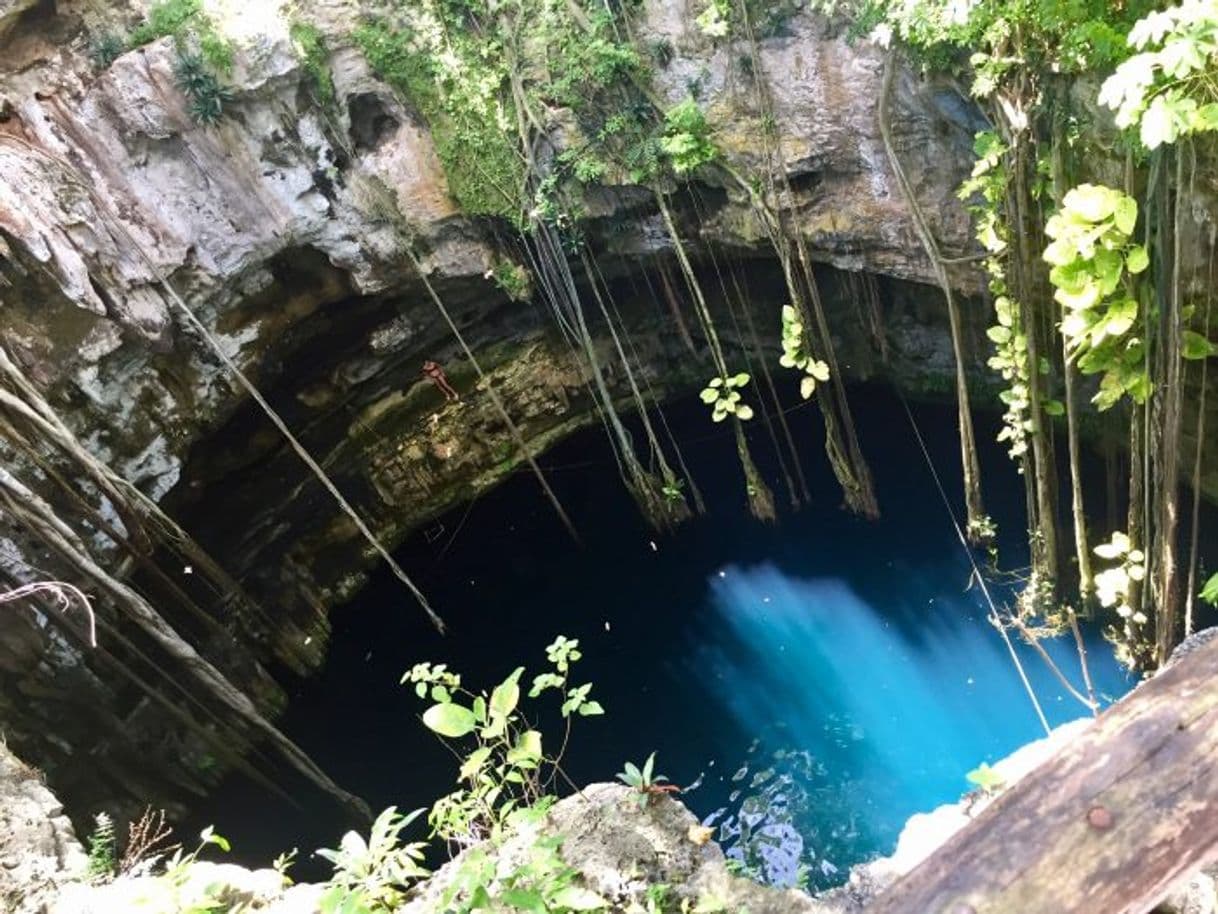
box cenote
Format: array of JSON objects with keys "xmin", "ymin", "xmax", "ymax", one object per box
[
  {"xmin": 205, "ymin": 384, "xmax": 1144, "ymax": 888},
  {"xmin": 9, "ymin": 1, "xmax": 1218, "ymax": 910}
]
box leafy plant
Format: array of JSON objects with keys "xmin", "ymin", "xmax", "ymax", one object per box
[
  {"xmin": 661, "ymin": 478, "xmax": 687, "ymax": 502},
  {"xmin": 489, "ymin": 259, "xmax": 533, "ymax": 302},
  {"xmin": 695, "ymin": 0, "xmax": 732, "ymax": 38},
  {"xmin": 1044, "ymin": 183, "xmax": 1150, "ymax": 409},
  {"xmin": 90, "ymin": 33, "xmax": 126, "ymax": 71},
  {"xmin": 956, "ymin": 131, "xmax": 1038, "ymax": 464},
  {"xmin": 1201, "ymin": 572, "xmax": 1218, "ymax": 607},
  {"xmin": 86, "ymin": 812, "xmax": 117, "ymax": 881},
  {"xmin": 965, "ymin": 762, "xmax": 1005, "ymax": 794},
  {"xmin": 1093, "ymin": 531, "xmax": 1152, "ymax": 669},
  {"xmin": 315, "ymin": 807, "xmax": 429, "ymax": 914},
  {"xmin": 440, "ymin": 833, "xmax": 607, "ymax": 914},
  {"xmin": 1099, "ymin": 2, "xmax": 1218, "ymax": 150},
  {"xmin": 354, "ymin": 18, "xmax": 526, "ymax": 222},
  {"xmin": 778, "ymin": 305, "xmax": 830, "ymax": 399},
  {"xmin": 699, "ymin": 373, "xmax": 754, "ymax": 422},
  {"xmin": 660, "ymin": 99, "xmax": 718, "ymax": 175},
  {"xmin": 290, "ymin": 19, "xmax": 336, "ymax": 107},
  {"xmin": 130, "ymin": 0, "xmax": 234, "ymax": 74},
  {"xmin": 174, "ymin": 51, "xmax": 235, "ymax": 125},
  {"xmin": 616, "ymin": 752, "xmax": 680, "ymax": 807},
  {"xmin": 405, "ymin": 635, "xmax": 603, "ymax": 844}
]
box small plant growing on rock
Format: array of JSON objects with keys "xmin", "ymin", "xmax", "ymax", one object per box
[
  {"xmin": 617, "ymin": 752, "xmax": 680, "ymax": 807},
  {"xmin": 405, "ymin": 634, "xmax": 604, "ymax": 844},
  {"xmin": 89, "ymin": 33, "xmax": 126, "ymax": 71},
  {"xmin": 316, "ymin": 807, "xmax": 429, "ymax": 914},
  {"xmin": 86, "ymin": 812, "xmax": 117, "ymax": 881},
  {"xmin": 965, "ymin": 762, "xmax": 1006, "ymax": 796},
  {"xmin": 174, "ymin": 52, "xmax": 235, "ymax": 126}
]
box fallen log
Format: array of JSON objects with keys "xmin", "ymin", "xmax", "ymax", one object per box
[{"xmin": 865, "ymin": 633, "xmax": 1218, "ymax": 914}]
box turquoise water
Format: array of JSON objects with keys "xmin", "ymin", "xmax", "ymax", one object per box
[
  {"xmin": 692, "ymin": 565, "xmax": 1129, "ymax": 886},
  {"xmin": 208, "ymin": 387, "xmax": 1140, "ymax": 886}
]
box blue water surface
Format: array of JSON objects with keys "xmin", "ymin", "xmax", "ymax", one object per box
[{"xmin": 206, "ymin": 385, "xmax": 1146, "ymax": 887}]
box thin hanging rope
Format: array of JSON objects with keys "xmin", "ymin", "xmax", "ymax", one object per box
[
  {"xmin": 402, "ymin": 244, "xmax": 581, "ymax": 543},
  {"xmin": 148, "ymin": 272, "xmax": 447, "ymax": 634},
  {"xmin": 897, "ymin": 394, "xmax": 1051, "ymax": 735}
]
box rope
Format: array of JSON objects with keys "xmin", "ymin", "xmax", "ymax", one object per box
[{"xmin": 897, "ymin": 394, "xmax": 1052, "ymax": 735}]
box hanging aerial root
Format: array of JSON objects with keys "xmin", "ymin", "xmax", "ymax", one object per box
[
  {"xmin": 0, "ymin": 140, "xmax": 445, "ymax": 634},
  {"xmin": 403, "ymin": 242, "xmax": 581, "ymax": 545},
  {"xmin": 0, "ymin": 466, "xmax": 370, "ymax": 820},
  {"xmin": 734, "ymin": 422, "xmax": 776, "ymax": 523},
  {"xmin": 0, "ymin": 580, "xmax": 96, "ymax": 645}
]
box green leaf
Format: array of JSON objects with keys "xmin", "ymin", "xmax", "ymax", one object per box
[
  {"xmin": 731, "ymin": 372, "xmax": 750, "ymax": 387},
  {"xmin": 799, "ymin": 375, "xmax": 816, "ymax": 400},
  {"xmin": 459, "ymin": 746, "xmax": 493, "ymax": 781},
  {"xmin": 490, "ymin": 668, "xmax": 523, "ymax": 718},
  {"xmin": 1113, "ymin": 195, "xmax": 1138, "ymax": 235},
  {"xmin": 1201, "ymin": 572, "xmax": 1218, "ymax": 607},
  {"xmin": 200, "ymin": 826, "xmax": 231, "ymax": 852},
  {"xmin": 422, "ymin": 703, "xmax": 477, "ymax": 738},
  {"xmin": 1126, "ymin": 244, "xmax": 1149, "ymax": 274},
  {"xmin": 735, "ymin": 404, "xmax": 754, "ymax": 421},
  {"xmin": 501, "ymin": 888, "xmax": 546, "ymax": 914},
  {"xmin": 1043, "ymin": 399, "xmax": 1065, "ymax": 416},
  {"xmin": 578, "ymin": 700, "xmax": 605, "ymax": 716},
  {"xmin": 506, "ymin": 729, "xmax": 543, "ymax": 766},
  {"xmin": 1064, "ymin": 184, "xmax": 1118, "ymax": 223},
  {"xmin": 809, "ymin": 359, "xmax": 830, "ymax": 382},
  {"xmin": 965, "ymin": 762, "xmax": 1005, "ymax": 792},
  {"xmin": 1183, "ymin": 330, "xmax": 1216, "ymax": 360},
  {"xmin": 699, "ymin": 387, "xmax": 719, "ymax": 404},
  {"xmin": 987, "ymin": 325, "xmax": 1012, "ymax": 344},
  {"xmin": 551, "ymin": 886, "xmax": 609, "ymax": 910}
]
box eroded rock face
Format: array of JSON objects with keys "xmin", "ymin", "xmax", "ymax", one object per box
[
  {"xmin": 0, "ymin": 740, "xmax": 88, "ymax": 914},
  {"xmin": 0, "ymin": 0, "xmax": 996, "ymax": 820}
]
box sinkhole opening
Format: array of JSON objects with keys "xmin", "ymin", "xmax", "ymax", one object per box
[{"xmin": 200, "ymin": 382, "xmax": 1212, "ymax": 889}]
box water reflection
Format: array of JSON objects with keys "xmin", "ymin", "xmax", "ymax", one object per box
[{"xmin": 688, "ymin": 563, "xmax": 1131, "ymax": 889}]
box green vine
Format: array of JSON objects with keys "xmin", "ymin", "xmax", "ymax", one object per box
[{"xmin": 1044, "ymin": 183, "xmax": 1151, "ymax": 409}]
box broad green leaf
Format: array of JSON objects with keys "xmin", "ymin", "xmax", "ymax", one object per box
[
  {"xmin": 1201, "ymin": 572, "xmax": 1218, "ymax": 607},
  {"xmin": 1183, "ymin": 330, "xmax": 1216, "ymax": 360},
  {"xmin": 423, "ymin": 703, "xmax": 477, "ymax": 738},
  {"xmin": 1043, "ymin": 399, "xmax": 1065, "ymax": 417},
  {"xmin": 699, "ymin": 387, "xmax": 719, "ymax": 404},
  {"xmin": 809, "ymin": 360, "xmax": 830, "ymax": 382},
  {"xmin": 1064, "ymin": 184, "xmax": 1117, "ymax": 223},
  {"xmin": 490, "ymin": 668, "xmax": 523, "ymax": 717},
  {"xmin": 578, "ymin": 700, "xmax": 605, "ymax": 716},
  {"xmin": 1114, "ymin": 195, "xmax": 1138, "ymax": 235},
  {"xmin": 731, "ymin": 372, "xmax": 750, "ymax": 387},
  {"xmin": 1126, "ymin": 244, "xmax": 1149, "ymax": 274},
  {"xmin": 799, "ymin": 375, "xmax": 816, "ymax": 400},
  {"xmin": 987, "ymin": 325, "xmax": 1012, "ymax": 344},
  {"xmin": 735, "ymin": 404, "xmax": 754, "ymax": 421}
]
